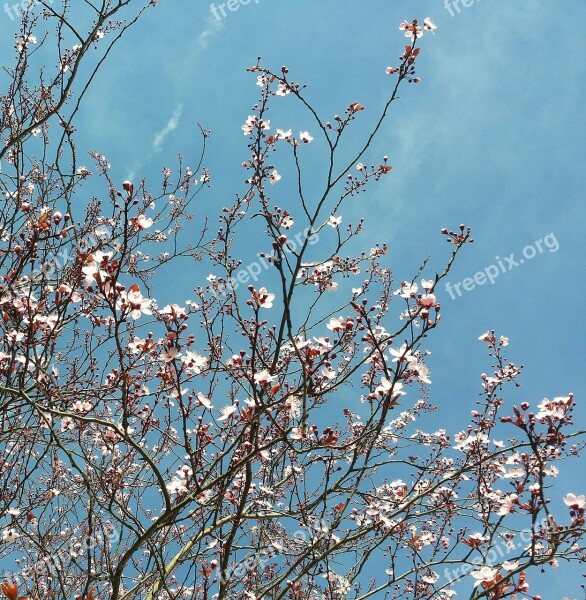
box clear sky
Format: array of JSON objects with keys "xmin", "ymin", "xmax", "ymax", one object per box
[{"xmin": 1, "ymin": 0, "xmax": 584, "ymax": 597}]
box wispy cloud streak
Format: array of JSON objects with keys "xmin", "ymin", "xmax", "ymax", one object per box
[
  {"xmin": 198, "ymin": 16, "xmax": 224, "ymax": 51},
  {"xmin": 153, "ymin": 103, "xmax": 183, "ymax": 151}
]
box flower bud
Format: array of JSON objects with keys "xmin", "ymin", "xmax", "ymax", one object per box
[{"xmin": 122, "ymin": 180, "xmax": 134, "ymax": 195}]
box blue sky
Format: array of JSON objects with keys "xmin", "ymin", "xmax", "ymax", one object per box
[{"xmin": 1, "ymin": 0, "xmax": 584, "ymax": 596}]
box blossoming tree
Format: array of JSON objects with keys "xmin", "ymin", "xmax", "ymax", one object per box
[{"xmin": 0, "ymin": 3, "xmax": 584, "ymax": 600}]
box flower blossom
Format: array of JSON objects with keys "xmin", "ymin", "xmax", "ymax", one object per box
[
  {"xmin": 470, "ymin": 566, "xmax": 498, "ymax": 587},
  {"xmin": 423, "ymin": 17, "xmax": 437, "ymax": 33},
  {"xmin": 328, "ymin": 215, "xmax": 342, "ymax": 228},
  {"xmin": 299, "ymin": 131, "xmax": 314, "ymax": 143},
  {"xmin": 218, "ymin": 404, "xmax": 237, "ymax": 421},
  {"xmin": 160, "ymin": 304, "xmax": 187, "ymax": 320},
  {"xmin": 326, "ymin": 316, "xmax": 353, "ymax": 332},
  {"xmin": 254, "ymin": 369, "xmax": 276, "ymax": 385},
  {"xmin": 275, "ymin": 82, "xmax": 290, "ymax": 96},
  {"xmin": 276, "ymin": 128, "xmax": 292, "ymax": 139},
  {"xmin": 2, "ymin": 529, "xmax": 20, "ymax": 542},
  {"xmin": 166, "ymin": 477, "xmax": 188, "ymax": 495},
  {"xmin": 497, "ymin": 493, "xmax": 518, "ymax": 516},
  {"xmin": 419, "ymin": 294, "xmax": 436, "ymax": 308},
  {"xmin": 181, "ymin": 351, "xmax": 208, "ymax": 374},
  {"xmin": 536, "ymin": 395, "xmax": 573, "ymax": 421},
  {"xmin": 15, "ymin": 34, "xmax": 37, "ymax": 53},
  {"xmin": 564, "ymin": 493, "xmax": 585, "ymax": 509},
  {"xmin": 242, "ymin": 115, "xmax": 270, "ymax": 136},
  {"xmin": 117, "ymin": 286, "xmax": 153, "ymax": 320},
  {"xmin": 399, "ymin": 20, "xmax": 423, "ymax": 42},
  {"xmin": 375, "ymin": 377, "xmax": 406, "ymax": 399},
  {"xmin": 82, "ymin": 251, "xmax": 112, "ymax": 286},
  {"xmin": 395, "ymin": 282, "xmax": 418, "ymax": 298},
  {"xmin": 250, "ymin": 287, "xmax": 275, "ymax": 309},
  {"xmin": 132, "ymin": 214, "xmax": 153, "ymax": 230},
  {"xmin": 389, "ymin": 343, "xmax": 416, "ymax": 364}
]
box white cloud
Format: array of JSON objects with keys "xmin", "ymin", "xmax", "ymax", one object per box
[
  {"xmin": 198, "ymin": 16, "xmax": 224, "ymax": 51},
  {"xmin": 153, "ymin": 103, "xmax": 183, "ymax": 151}
]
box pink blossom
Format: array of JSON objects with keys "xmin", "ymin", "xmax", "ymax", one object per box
[
  {"xmin": 326, "ymin": 316, "xmax": 353, "ymax": 332},
  {"xmin": 218, "ymin": 404, "xmax": 237, "ymax": 421},
  {"xmin": 321, "ymin": 367, "xmax": 336, "ymax": 380},
  {"xmin": 563, "ymin": 493, "xmax": 585, "ymax": 509},
  {"xmin": 117, "ymin": 286, "xmax": 153, "ymax": 320},
  {"xmin": 242, "ymin": 115, "xmax": 270, "ymax": 136},
  {"xmin": 280, "ymin": 212, "xmax": 294, "ymax": 229},
  {"xmin": 254, "ymin": 369, "xmax": 276, "ymax": 385},
  {"xmin": 328, "ymin": 215, "xmax": 342, "ymax": 228},
  {"xmin": 276, "ymin": 128, "xmax": 292, "ymax": 139},
  {"xmin": 72, "ymin": 401, "xmax": 92, "ymax": 413},
  {"xmin": 478, "ymin": 331, "xmax": 494, "ymax": 343},
  {"xmin": 160, "ymin": 304, "xmax": 187, "ymax": 319},
  {"xmin": 176, "ymin": 465, "xmax": 193, "ymax": 479},
  {"xmin": 160, "ymin": 347, "xmax": 181, "ymax": 363},
  {"xmin": 15, "ymin": 34, "xmax": 37, "ymax": 53},
  {"xmin": 250, "ymin": 287, "xmax": 275, "ymax": 309},
  {"xmin": 166, "ymin": 477, "xmax": 188, "ymax": 495},
  {"xmin": 395, "ymin": 282, "xmax": 418, "ymax": 298},
  {"xmin": 497, "ymin": 493, "xmax": 518, "ymax": 516},
  {"xmin": 375, "ymin": 377, "xmax": 406, "ymax": 399},
  {"xmin": 536, "ymin": 395, "xmax": 573, "ymax": 421},
  {"xmin": 290, "ymin": 427, "xmax": 307, "ymax": 440},
  {"xmin": 399, "ymin": 20, "xmax": 423, "ymax": 42},
  {"xmin": 389, "ymin": 343, "xmax": 416, "ymax": 364},
  {"xmin": 419, "ymin": 293, "xmax": 436, "ymax": 308},
  {"xmin": 423, "ymin": 17, "xmax": 437, "ymax": 33},
  {"xmin": 299, "ymin": 130, "xmax": 314, "ymax": 143},
  {"xmin": 2, "ymin": 529, "xmax": 20, "ymax": 542},
  {"xmin": 133, "ymin": 214, "xmax": 153, "ymax": 230},
  {"xmin": 470, "ymin": 566, "xmax": 498, "ymax": 587},
  {"xmin": 181, "ymin": 351, "xmax": 208, "ymax": 374},
  {"xmin": 275, "ymin": 82, "xmax": 290, "ymax": 96},
  {"xmin": 196, "ymin": 392, "xmax": 213, "ymax": 409},
  {"xmin": 501, "ymin": 560, "xmax": 519, "ymax": 571}
]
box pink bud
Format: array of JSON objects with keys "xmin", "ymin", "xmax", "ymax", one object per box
[
  {"xmin": 122, "ymin": 180, "xmax": 134, "ymax": 195},
  {"xmin": 53, "ymin": 211, "xmax": 63, "ymax": 224},
  {"xmin": 419, "ymin": 294, "xmax": 436, "ymax": 308}
]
